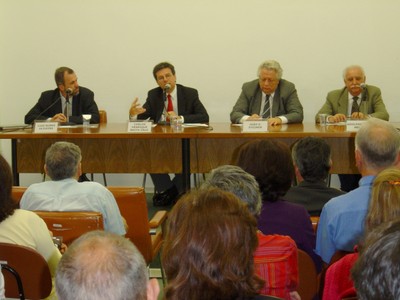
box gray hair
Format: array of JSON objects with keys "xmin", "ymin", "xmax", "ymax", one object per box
[
  {"xmin": 201, "ymin": 165, "xmax": 262, "ymax": 216},
  {"xmin": 355, "ymin": 118, "xmax": 400, "ymax": 170},
  {"xmin": 56, "ymin": 231, "xmax": 148, "ymax": 300},
  {"xmin": 45, "ymin": 142, "xmax": 81, "ymax": 180},
  {"xmin": 342, "ymin": 65, "xmax": 365, "ymax": 80},
  {"xmin": 257, "ymin": 60, "xmax": 283, "ymax": 80}
]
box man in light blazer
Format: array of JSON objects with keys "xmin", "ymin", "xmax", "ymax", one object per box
[
  {"xmin": 230, "ymin": 60, "xmax": 303, "ymax": 126},
  {"xmin": 129, "ymin": 62, "xmax": 209, "ymax": 207},
  {"xmin": 315, "ymin": 65, "xmax": 389, "ymax": 123}
]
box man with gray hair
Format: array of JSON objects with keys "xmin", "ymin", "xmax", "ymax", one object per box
[
  {"xmin": 230, "ymin": 60, "xmax": 303, "ymax": 126},
  {"xmin": 316, "ymin": 118, "xmax": 400, "ymax": 264},
  {"xmin": 201, "ymin": 165, "xmax": 300, "ymax": 299},
  {"xmin": 316, "ymin": 65, "xmax": 389, "ymax": 192},
  {"xmin": 285, "ymin": 136, "xmax": 345, "ymax": 216},
  {"xmin": 20, "ymin": 141, "xmax": 126, "ymax": 235},
  {"xmin": 56, "ymin": 231, "xmax": 159, "ymax": 300}
]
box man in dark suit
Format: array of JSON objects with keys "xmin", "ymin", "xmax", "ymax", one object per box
[
  {"xmin": 24, "ymin": 66, "xmax": 100, "ymax": 125},
  {"xmin": 230, "ymin": 60, "xmax": 303, "ymax": 126},
  {"xmin": 129, "ymin": 62, "xmax": 209, "ymax": 206},
  {"xmin": 284, "ymin": 136, "xmax": 345, "ymax": 216}
]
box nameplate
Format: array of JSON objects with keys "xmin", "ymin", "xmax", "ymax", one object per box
[
  {"xmin": 346, "ymin": 120, "xmax": 366, "ymax": 132},
  {"xmin": 242, "ymin": 120, "xmax": 268, "ymax": 132},
  {"xmin": 127, "ymin": 121, "xmax": 152, "ymax": 133},
  {"xmin": 33, "ymin": 121, "xmax": 58, "ymax": 133}
]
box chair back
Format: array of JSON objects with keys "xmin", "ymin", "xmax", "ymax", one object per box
[
  {"xmin": 0, "ymin": 242, "xmax": 52, "ymax": 299},
  {"xmin": 11, "ymin": 186, "xmax": 27, "ymax": 206},
  {"xmin": 34, "ymin": 211, "xmax": 104, "ymax": 245},
  {"xmin": 99, "ymin": 109, "xmax": 108, "ymax": 123},
  {"xmin": 107, "ymin": 187, "xmax": 154, "ymax": 263},
  {"xmin": 297, "ymin": 249, "xmax": 318, "ymax": 300}
]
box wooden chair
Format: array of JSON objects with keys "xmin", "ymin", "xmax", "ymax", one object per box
[
  {"xmin": 90, "ymin": 109, "xmax": 108, "ymax": 185},
  {"xmin": 0, "ymin": 242, "xmax": 52, "ymax": 299},
  {"xmin": 11, "ymin": 186, "xmax": 27, "ymax": 206},
  {"xmin": 107, "ymin": 187, "xmax": 167, "ymax": 265},
  {"xmin": 297, "ymin": 249, "xmax": 318, "ymax": 300},
  {"xmin": 310, "ymin": 216, "xmax": 320, "ymax": 233},
  {"xmin": 34, "ymin": 211, "xmax": 104, "ymax": 245}
]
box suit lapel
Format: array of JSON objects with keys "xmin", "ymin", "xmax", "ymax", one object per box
[
  {"xmin": 176, "ymin": 85, "xmax": 184, "ymax": 115},
  {"xmin": 337, "ymin": 88, "xmax": 349, "ymax": 116}
]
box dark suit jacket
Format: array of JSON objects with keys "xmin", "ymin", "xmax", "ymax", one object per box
[
  {"xmin": 315, "ymin": 85, "xmax": 389, "ymax": 122},
  {"xmin": 138, "ymin": 84, "xmax": 209, "ymax": 123},
  {"xmin": 230, "ymin": 79, "xmax": 303, "ymax": 124},
  {"xmin": 24, "ymin": 87, "xmax": 100, "ymax": 124},
  {"xmin": 284, "ymin": 180, "xmax": 346, "ymax": 216}
]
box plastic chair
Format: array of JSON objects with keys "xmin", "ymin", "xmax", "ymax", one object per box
[
  {"xmin": 34, "ymin": 211, "xmax": 104, "ymax": 245},
  {"xmin": 297, "ymin": 249, "xmax": 318, "ymax": 300},
  {"xmin": 0, "ymin": 242, "xmax": 52, "ymax": 299},
  {"xmin": 90, "ymin": 109, "xmax": 108, "ymax": 185}
]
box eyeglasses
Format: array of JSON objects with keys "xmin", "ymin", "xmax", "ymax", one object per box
[{"xmin": 156, "ymin": 73, "xmax": 173, "ymax": 81}]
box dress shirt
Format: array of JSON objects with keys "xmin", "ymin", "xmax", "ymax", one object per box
[
  {"xmin": 20, "ymin": 179, "xmax": 126, "ymax": 236},
  {"xmin": 316, "ymin": 176, "xmax": 374, "ymax": 263}
]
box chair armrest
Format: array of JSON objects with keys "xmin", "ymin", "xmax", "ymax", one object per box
[{"xmin": 149, "ymin": 211, "xmax": 167, "ymax": 228}]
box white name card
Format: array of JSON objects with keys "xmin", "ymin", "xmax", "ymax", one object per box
[
  {"xmin": 242, "ymin": 120, "xmax": 268, "ymax": 132},
  {"xmin": 127, "ymin": 121, "xmax": 152, "ymax": 133},
  {"xmin": 346, "ymin": 120, "xmax": 366, "ymax": 132},
  {"xmin": 33, "ymin": 121, "xmax": 58, "ymax": 133}
]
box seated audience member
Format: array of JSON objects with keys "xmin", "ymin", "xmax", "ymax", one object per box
[
  {"xmin": 316, "ymin": 65, "xmax": 389, "ymax": 192},
  {"xmin": 56, "ymin": 230, "xmax": 159, "ymax": 300},
  {"xmin": 316, "ymin": 118, "xmax": 400, "ymax": 264},
  {"xmin": 351, "ymin": 219, "xmax": 400, "ymax": 300},
  {"xmin": 230, "ymin": 60, "xmax": 303, "ymax": 126},
  {"xmin": 0, "ymin": 154, "xmax": 61, "ymax": 299},
  {"xmin": 285, "ymin": 136, "xmax": 345, "ymax": 216},
  {"xmin": 234, "ymin": 139, "xmax": 321, "ymax": 271},
  {"xmin": 323, "ymin": 167, "xmax": 400, "ymax": 300},
  {"xmin": 20, "ymin": 141, "xmax": 126, "ymax": 236},
  {"xmin": 202, "ymin": 165, "xmax": 299, "ymax": 300},
  {"xmin": 0, "ymin": 266, "xmax": 4, "ymax": 299},
  {"xmin": 162, "ymin": 188, "xmax": 276, "ymax": 300}
]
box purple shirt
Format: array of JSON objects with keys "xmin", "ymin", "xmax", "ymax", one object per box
[{"xmin": 258, "ymin": 198, "xmax": 321, "ymax": 271}]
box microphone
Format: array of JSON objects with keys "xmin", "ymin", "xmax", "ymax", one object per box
[
  {"xmin": 66, "ymin": 88, "xmax": 73, "ymax": 95},
  {"xmin": 30, "ymin": 97, "xmax": 62, "ymax": 124},
  {"xmin": 360, "ymin": 83, "xmax": 367, "ymax": 101},
  {"xmin": 164, "ymin": 83, "xmax": 171, "ymax": 92}
]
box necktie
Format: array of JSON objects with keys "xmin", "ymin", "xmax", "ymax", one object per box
[
  {"xmin": 351, "ymin": 96, "xmax": 359, "ymax": 114},
  {"xmin": 167, "ymin": 94, "xmax": 173, "ymax": 112},
  {"xmin": 64, "ymin": 99, "xmax": 70, "ymax": 121},
  {"xmin": 262, "ymin": 95, "xmax": 270, "ymax": 118}
]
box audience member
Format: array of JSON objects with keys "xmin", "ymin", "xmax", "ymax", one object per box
[
  {"xmin": 316, "ymin": 65, "xmax": 389, "ymax": 192},
  {"xmin": 20, "ymin": 141, "xmax": 126, "ymax": 235},
  {"xmin": 202, "ymin": 165, "xmax": 299, "ymax": 299},
  {"xmin": 56, "ymin": 230, "xmax": 159, "ymax": 300},
  {"xmin": 162, "ymin": 188, "xmax": 275, "ymax": 300},
  {"xmin": 323, "ymin": 167, "xmax": 400, "ymax": 300},
  {"xmin": 352, "ymin": 219, "xmax": 400, "ymax": 300},
  {"xmin": 25, "ymin": 66, "xmax": 100, "ymax": 124},
  {"xmin": 234, "ymin": 139, "xmax": 321, "ymax": 271},
  {"xmin": 129, "ymin": 61, "xmax": 209, "ymax": 206},
  {"xmin": 285, "ymin": 136, "xmax": 345, "ymax": 216},
  {"xmin": 316, "ymin": 118, "xmax": 400, "ymax": 264},
  {"xmin": 230, "ymin": 60, "xmax": 303, "ymax": 126},
  {"xmin": 0, "ymin": 154, "xmax": 61, "ymax": 299}
]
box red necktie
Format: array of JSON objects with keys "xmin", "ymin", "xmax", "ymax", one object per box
[{"xmin": 167, "ymin": 94, "xmax": 173, "ymax": 112}]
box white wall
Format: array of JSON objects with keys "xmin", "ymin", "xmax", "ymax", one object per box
[{"xmin": 1, "ymin": 0, "xmax": 399, "ymax": 187}]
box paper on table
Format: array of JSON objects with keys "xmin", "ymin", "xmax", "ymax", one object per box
[{"xmin": 182, "ymin": 123, "xmax": 209, "ymax": 128}]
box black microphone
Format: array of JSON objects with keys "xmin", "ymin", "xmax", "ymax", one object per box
[
  {"xmin": 164, "ymin": 83, "xmax": 171, "ymax": 92},
  {"xmin": 66, "ymin": 88, "xmax": 73, "ymax": 95},
  {"xmin": 30, "ymin": 96, "xmax": 62, "ymax": 124},
  {"xmin": 360, "ymin": 83, "xmax": 367, "ymax": 101}
]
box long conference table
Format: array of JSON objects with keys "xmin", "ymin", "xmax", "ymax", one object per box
[{"xmin": 0, "ymin": 122, "xmax": 364, "ymax": 190}]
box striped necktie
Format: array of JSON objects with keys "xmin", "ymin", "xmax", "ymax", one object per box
[
  {"xmin": 262, "ymin": 95, "xmax": 271, "ymax": 118},
  {"xmin": 351, "ymin": 96, "xmax": 359, "ymax": 114}
]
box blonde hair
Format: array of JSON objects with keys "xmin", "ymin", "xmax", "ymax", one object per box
[{"xmin": 366, "ymin": 167, "xmax": 400, "ymax": 233}]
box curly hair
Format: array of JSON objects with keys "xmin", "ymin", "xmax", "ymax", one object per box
[
  {"xmin": 0, "ymin": 155, "xmax": 17, "ymax": 222},
  {"xmin": 162, "ymin": 188, "xmax": 264, "ymax": 300},
  {"xmin": 234, "ymin": 139, "xmax": 294, "ymax": 202}
]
